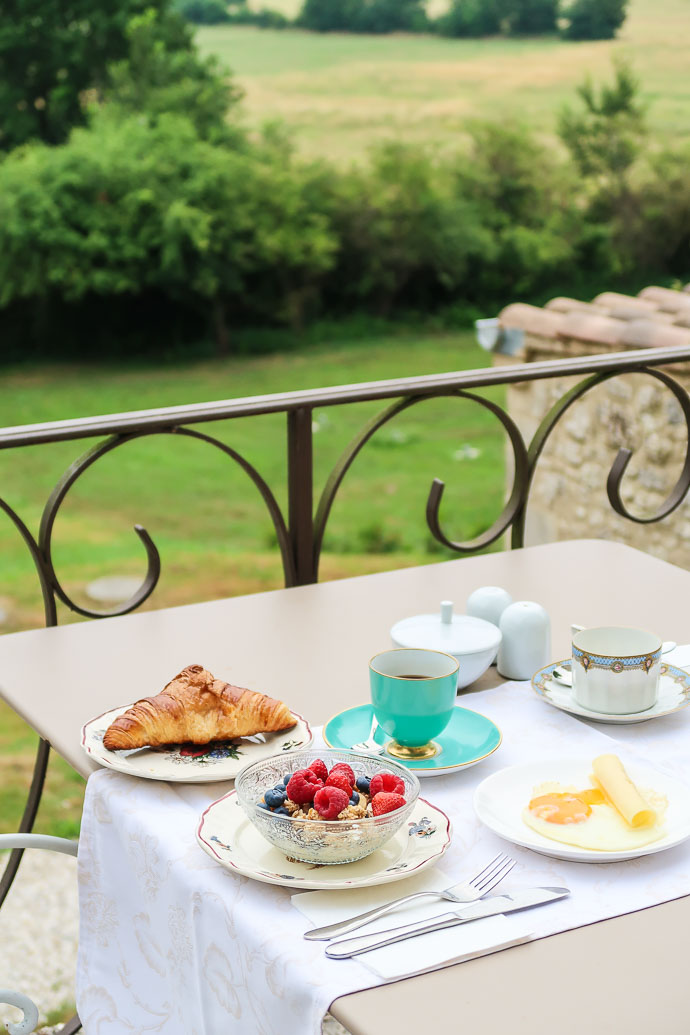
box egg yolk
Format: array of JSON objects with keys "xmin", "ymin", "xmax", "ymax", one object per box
[{"xmin": 528, "ymin": 789, "xmax": 606, "ymax": 825}]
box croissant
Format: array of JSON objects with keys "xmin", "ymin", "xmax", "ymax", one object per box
[{"xmin": 103, "ymin": 664, "xmax": 296, "ymax": 750}]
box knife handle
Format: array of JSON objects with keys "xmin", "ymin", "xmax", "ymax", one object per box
[
  {"xmin": 304, "ymin": 890, "xmax": 434, "ymax": 941},
  {"xmin": 325, "ymin": 912, "xmax": 463, "ymax": 959}
]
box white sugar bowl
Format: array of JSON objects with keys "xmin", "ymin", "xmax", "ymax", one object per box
[{"xmin": 390, "ymin": 601, "xmax": 502, "ymax": 689}]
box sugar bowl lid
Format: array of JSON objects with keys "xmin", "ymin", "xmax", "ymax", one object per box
[{"xmin": 390, "ymin": 600, "xmax": 501, "ymax": 656}]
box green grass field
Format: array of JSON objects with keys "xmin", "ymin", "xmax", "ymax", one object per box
[
  {"xmin": 196, "ymin": 0, "xmax": 690, "ymax": 159},
  {"xmin": 0, "ymin": 328, "xmax": 506, "ymax": 835}
]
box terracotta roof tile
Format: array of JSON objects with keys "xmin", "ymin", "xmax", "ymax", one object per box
[
  {"xmin": 619, "ymin": 318, "xmax": 690, "ymax": 349},
  {"xmin": 498, "ymin": 286, "xmax": 690, "ymax": 350},
  {"xmin": 498, "ymin": 303, "xmax": 564, "ymax": 338},
  {"xmin": 638, "ymin": 286, "xmax": 690, "ymax": 313},
  {"xmin": 558, "ymin": 311, "xmax": 624, "ymax": 346},
  {"xmin": 592, "ymin": 292, "xmax": 658, "ymax": 319},
  {"xmin": 545, "ymin": 297, "xmax": 607, "ymax": 315}
]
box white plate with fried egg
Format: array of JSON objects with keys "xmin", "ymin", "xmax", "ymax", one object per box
[{"xmin": 474, "ymin": 755, "xmax": 690, "ymax": 863}]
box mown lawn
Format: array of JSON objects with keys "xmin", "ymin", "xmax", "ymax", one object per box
[
  {"xmin": 0, "ymin": 328, "xmax": 506, "ymax": 835},
  {"xmin": 196, "ymin": 0, "xmax": 690, "ymax": 159}
]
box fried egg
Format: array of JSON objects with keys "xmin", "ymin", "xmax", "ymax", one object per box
[{"xmin": 522, "ymin": 783, "xmax": 667, "ymax": 851}]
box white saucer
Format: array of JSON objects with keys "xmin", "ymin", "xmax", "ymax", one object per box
[
  {"xmin": 197, "ymin": 791, "xmax": 451, "ymax": 889},
  {"xmin": 81, "ymin": 706, "xmax": 312, "ymax": 783},
  {"xmin": 474, "ymin": 756, "xmax": 690, "ymax": 863},
  {"xmin": 531, "ymin": 660, "xmax": 690, "ymax": 724}
]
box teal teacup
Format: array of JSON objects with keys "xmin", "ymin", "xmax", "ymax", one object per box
[{"xmin": 369, "ymin": 648, "xmax": 459, "ymax": 760}]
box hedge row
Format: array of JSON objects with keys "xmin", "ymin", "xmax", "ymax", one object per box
[{"xmin": 0, "ymin": 102, "xmax": 688, "ymax": 355}]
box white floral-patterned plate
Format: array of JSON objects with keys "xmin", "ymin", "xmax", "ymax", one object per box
[
  {"xmin": 197, "ymin": 791, "xmax": 451, "ymax": 889},
  {"xmin": 531, "ymin": 661, "xmax": 690, "ymax": 724},
  {"xmin": 81, "ymin": 707, "xmax": 312, "ymax": 783}
]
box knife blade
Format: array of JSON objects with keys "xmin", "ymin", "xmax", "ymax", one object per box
[{"xmin": 324, "ymin": 886, "xmax": 569, "ymax": 959}]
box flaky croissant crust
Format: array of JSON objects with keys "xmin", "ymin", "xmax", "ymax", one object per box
[{"xmin": 103, "ymin": 663, "xmax": 296, "ymax": 750}]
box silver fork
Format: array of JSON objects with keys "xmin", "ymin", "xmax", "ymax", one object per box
[
  {"xmin": 303, "ymin": 852, "xmax": 516, "ymax": 941},
  {"xmin": 350, "ymin": 713, "xmax": 384, "ymax": 755}
]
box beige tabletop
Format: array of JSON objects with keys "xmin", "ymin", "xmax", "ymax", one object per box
[{"xmin": 1, "ymin": 538, "xmax": 689, "ymax": 1033}]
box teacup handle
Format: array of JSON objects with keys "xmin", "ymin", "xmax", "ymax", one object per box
[{"xmin": 571, "ymin": 623, "xmax": 585, "ymax": 638}]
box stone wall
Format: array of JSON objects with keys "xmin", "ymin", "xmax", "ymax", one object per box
[{"xmin": 495, "ymin": 288, "xmax": 690, "ymax": 567}]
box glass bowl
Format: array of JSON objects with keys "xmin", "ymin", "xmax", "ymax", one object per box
[{"xmin": 235, "ymin": 749, "xmax": 420, "ymax": 865}]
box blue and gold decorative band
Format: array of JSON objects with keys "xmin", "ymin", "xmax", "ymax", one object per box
[{"xmin": 572, "ymin": 646, "xmax": 661, "ymax": 674}]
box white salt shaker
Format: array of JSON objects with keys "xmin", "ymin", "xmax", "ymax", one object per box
[
  {"xmin": 466, "ymin": 586, "xmax": 513, "ymax": 627},
  {"xmin": 497, "ymin": 601, "xmax": 551, "ymax": 680}
]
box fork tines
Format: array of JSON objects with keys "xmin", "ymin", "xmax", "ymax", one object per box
[{"xmin": 472, "ymin": 852, "xmax": 516, "ymax": 892}]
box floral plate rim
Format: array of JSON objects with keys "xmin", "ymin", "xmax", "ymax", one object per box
[
  {"xmin": 531, "ymin": 660, "xmax": 690, "ymax": 724},
  {"xmin": 196, "ymin": 790, "xmax": 451, "ymax": 889},
  {"xmin": 81, "ymin": 705, "xmax": 312, "ymax": 783}
]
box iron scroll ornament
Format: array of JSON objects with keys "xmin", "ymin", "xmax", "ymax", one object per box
[
  {"xmin": 510, "ymin": 366, "xmax": 690, "ymax": 549},
  {"xmin": 37, "ymin": 426, "xmax": 295, "ymax": 619},
  {"xmin": 313, "ymin": 389, "xmax": 530, "ymax": 576}
]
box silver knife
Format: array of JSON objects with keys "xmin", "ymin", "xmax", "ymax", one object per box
[{"xmin": 325, "ymin": 886, "xmax": 569, "ymax": 959}]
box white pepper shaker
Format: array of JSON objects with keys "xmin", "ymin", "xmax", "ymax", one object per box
[
  {"xmin": 466, "ymin": 586, "xmax": 513, "ymax": 627},
  {"xmin": 497, "ymin": 601, "xmax": 551, "ymax": 680}
]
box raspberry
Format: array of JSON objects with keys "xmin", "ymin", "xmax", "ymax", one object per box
[
  {"xmin": 325, "ymin": 770, "xmax": 353, "ymax": 796},
  {"xmin": 370, "ymin": 772, "xmax": 405, "ymax": 797},
  {"xmin": 371, "ymin": 792, "xmax": 406, "ymax": 817},
  {"xmin": 314, "ymin": 786, "xmax": 350, "ymax": 820},
  {"xmin": 286, "ymin": 769, "xmax": 323, "ymax": 805},
  {"xmin": 330, "ymin": 762, "xmax": 355, "ymax": 785},
  {"xmin": 309, "ymin": 758, "xmax": 328, "ymax": 782}
]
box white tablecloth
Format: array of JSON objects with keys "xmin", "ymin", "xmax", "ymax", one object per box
[{"xmin": 76, "ymin": 670, "xmax": 690, "ymax": 1035}]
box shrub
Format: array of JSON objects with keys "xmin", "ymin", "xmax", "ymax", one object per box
[
  {"xmin": 0, "ymin": 114, "xmax": 337, "ymax": 350},
  {"xmin": 505, "ymin": 0, "xmax": 558, "ymax": 34},
  {"xmin": 325, "ymin": 142, "xmax": 492, "ymax": 315},
  {"xmin": 175, "ymin": 0, "xmax": 231, "ymax": 23},
  {"xmin": 561, "ymin": 0, "xmax": 628, "ymax": 39},
  {"xmin": 298, "ymin": 0, "xmax": 427, "ymax": 33},
  {"xmin": 435, "ymin": 0, "xmax": 502, "ymax": 38},
  {"xmin": 226, "ymin": 7, "xmax": 291, "ymax": 27}
]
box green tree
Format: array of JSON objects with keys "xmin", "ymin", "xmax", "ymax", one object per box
[
  {"xmin": 0, "ymin": 0, "xmax": 146, "ymax": 149},
  {"xmin": 298, "ymin": 0, "xmax": 362, "ymax": 31},
  {"xmin": 561, "ymin": 0, "xmax": 628, "ymax": 39},
  {"xmin": 435, "ymin": 0, "xmax": 502, "ymax": 38},
  {"xmin": 558, "ymin": 61, "xmax": 646, "ymax": 194},
  {"xmin": 299, "ymin": 0, "xmax": 426, "ymax": 33},
  {"xmin": 506, "ymin": 0, "xmax": 558, "ymax": 34},
  {"xmin": 174, "ymin": 0, "xmax": 232, "ymax": 23},
  {"xmin": 106, "ymin": 7, "xmax": 243, "ymax": 142}
]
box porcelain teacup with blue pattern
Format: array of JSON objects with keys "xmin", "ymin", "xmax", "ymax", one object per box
[{"xmin": 572, "ymin": 626, "xmax": 662, "ymax": 714}]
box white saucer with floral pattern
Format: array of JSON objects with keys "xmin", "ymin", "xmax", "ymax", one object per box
[
  {"xmin": 531, "ymin": 661, "xmax": 690, "ymax": 724},
  {"xmin": 81, "ymin": 706, "xmax": 312, "ymax": 782},
  {"xmin": 197, "ymin": 791, "xmax": 451, "ymax": 889}
]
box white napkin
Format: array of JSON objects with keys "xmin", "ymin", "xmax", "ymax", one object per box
[{"xmin": 292, "ymin": 868, "xmax": 534, "ymax": 981}]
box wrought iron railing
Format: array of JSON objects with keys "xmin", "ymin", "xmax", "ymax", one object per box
[{"xmin": 2, "ymin": 342, "xmax": 690, "ymax": 1032}]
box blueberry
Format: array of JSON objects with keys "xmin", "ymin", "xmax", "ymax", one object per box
[
  {"xmin": 264, "ymin": 788, "xmax": 287, "ymax": 808},
  {"xmin": 356, "ymin": 776, "xmax": 370, "ymax": 794},
  {"xmin": 257, "ymin": 801, "xmax": 271, "ymax": 811},
  {"xmin": 282, "ymin": 774, "xmax": 291, "ymax": 786},
  {"xmin": 349, "ymin": 792, "xmax": 360, "ymax": 806},
  {"xmin": 273, "ymin": 806, "xmax": 290, "ymax": 816}
]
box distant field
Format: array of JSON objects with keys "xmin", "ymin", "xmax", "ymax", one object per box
[{"xmin": 196, "ymin": 0, "xmax": 690, "ymax": 159}]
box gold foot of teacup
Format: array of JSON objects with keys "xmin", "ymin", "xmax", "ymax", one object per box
[{"xmin": 386, "ymin": 740, "xmax": 441, "ymax": 761}]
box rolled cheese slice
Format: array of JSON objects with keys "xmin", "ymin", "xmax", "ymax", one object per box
[{"xmin": 591, "ymin": 754, "xmax": 656, "ymax": 828}]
